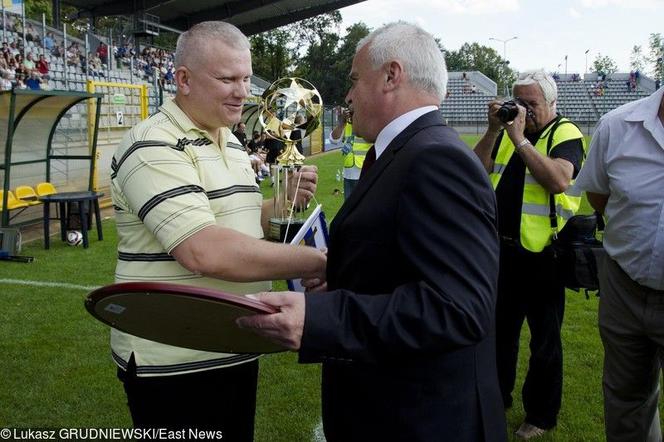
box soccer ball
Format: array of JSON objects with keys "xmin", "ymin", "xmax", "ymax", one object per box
[{"xmin": 66, "ymin": 230, "xmax": 83, "ymax": 246}]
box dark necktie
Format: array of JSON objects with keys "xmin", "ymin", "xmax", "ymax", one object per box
[{"xmin": 360, "ymin": 145, "xmax": 376, "ymax": 178}]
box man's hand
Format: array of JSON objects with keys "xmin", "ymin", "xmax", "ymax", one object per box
[
  {"xmin": 335, "ymin": 106, "xmax": 351, "ymax": 124},
  {"xmin": 487, "ymin": 100, "xmax": 505, "ymax": 133},
  {"xmin": 301, "ymin": 277, "xmax": 327, "ymax": 292},
  {"xmin": 236, "ymin": 291, "xmax": 305, "ymax": 350},
  {"xmin": 288, "ymin": 165, "xmax": 318, "ymax": 209},
  {"xmin": 504, "ymin": 103, "xmax": 527, "ymax": 143}
]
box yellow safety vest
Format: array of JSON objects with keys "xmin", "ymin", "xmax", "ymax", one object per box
[
  {"xmin": 489, "ymin": 117, "xmax": 585, "ymax": 252},
  {"xmin": 343, "ymin": 124, "xmax": 372, "ymax": 169}
]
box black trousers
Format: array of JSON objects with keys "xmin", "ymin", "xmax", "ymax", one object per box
[
  {"xmin": 495, "ymin": 242, "xmax": 565, "ymax": 430},
  {"xmin": 117, "ymin": 357, "xmax": 258, "ymax": 441}
]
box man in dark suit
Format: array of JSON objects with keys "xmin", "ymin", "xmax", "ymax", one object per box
[{"xmin": 238, "ymin": 21, "xmax": 506, "ymax": 441}]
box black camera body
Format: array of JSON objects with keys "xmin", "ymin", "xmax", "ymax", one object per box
[{"xmin": 497, "ymin": 100, "xmax": 520, "ymax": 123}]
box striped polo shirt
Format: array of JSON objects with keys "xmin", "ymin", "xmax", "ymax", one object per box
[{"xmin": 110, "ymin": 98, "xmax": 271, "ymax": 376}]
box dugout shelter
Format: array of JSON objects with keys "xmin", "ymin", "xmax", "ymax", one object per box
[{"xmin": 0, "ymin": 89, "xmax": 103, "ymax": 227}]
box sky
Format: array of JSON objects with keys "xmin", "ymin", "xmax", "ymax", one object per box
[{"xmin": 337, "ymin": 0, "xmax": 664, "ymax": 77}]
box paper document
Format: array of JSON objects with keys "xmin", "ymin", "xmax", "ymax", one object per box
[{"xmin": 287, "ymin": 204, "xmax": 329, "ymax": 292}]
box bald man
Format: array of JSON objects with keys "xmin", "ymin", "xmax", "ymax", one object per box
[{"xmin": 110, "ymin": 21, "xmax": 325, "ymax": 439}]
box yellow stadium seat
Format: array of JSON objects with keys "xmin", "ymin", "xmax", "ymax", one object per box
[
  {"xmin": 36, "ymin": 182, "xmax": 57, "ymax": 197},
  {"xmin": 15, "ymin": 185, "xmax": 42, "ymax": 206},
  {"xmin": 0, "ymin": 190, "xmax": 29, "ymax": 211}
]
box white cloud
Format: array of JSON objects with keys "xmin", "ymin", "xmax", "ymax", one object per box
[
  {"xmin": 569, "ymin": 7, "xmax": 582, "ymax": 18},
  {"xmin": 409, "ymin": 0, "xmax": 520, "ymax": 14},
  {"xmin": 581, "ymin": 0, "xmax": 663, "ymax": 9}
]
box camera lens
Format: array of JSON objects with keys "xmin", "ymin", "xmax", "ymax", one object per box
[{"xmin": 497, "ymin": 101, "xmax": 519, "ymax": 123}]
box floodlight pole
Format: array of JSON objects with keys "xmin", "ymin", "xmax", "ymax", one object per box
[
  {"xmin": 490, "ymin": 36, "xmax": 518, "ymax": 97},
  {"xmin": 585, "ymin": 49, "xmax": 590, "ymax": 76}
]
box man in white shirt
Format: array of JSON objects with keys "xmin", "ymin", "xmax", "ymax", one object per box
[{"xmin": 575, "ymin": 86, "xmax": 664, "ymax": 442}]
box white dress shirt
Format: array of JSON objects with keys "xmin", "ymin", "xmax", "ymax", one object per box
[
  {"xmin": 374, "ymin": 106, "xmax": 439, "ymax": 159},
  {"xmin": 574, "ymin": 87, "xmax": 664, "ymax": 290}
]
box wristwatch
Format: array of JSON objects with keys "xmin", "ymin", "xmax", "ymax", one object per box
[{"xmin": 515, "ymin": 138, "xmax": 531, "ymax": 151}]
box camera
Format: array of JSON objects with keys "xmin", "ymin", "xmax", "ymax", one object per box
[{"xmin": 497, "ymin": 99, "xmax": 521, "ymax": 123}]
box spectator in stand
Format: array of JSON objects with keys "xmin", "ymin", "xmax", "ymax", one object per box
[
  {"xmin": 0, "ymin": 71, "xmax": 12, "ymax": 91},
  {"xmin": 96, "ymin": 42, "xmax": 108, "ymax": 65},
  {"xmin": 66, "ymin": 43, "xmax": 80, "ymax": 67},
  {"xmin": 25, "ymin": 24, "xmax": 37, "ymax": 43},
  {"xmin": 0, "ymin": 56, "xmax": 9, "ymax": 74},
  {"xmin": 116, "ymin": 44, "xmax": 126, "ymax": 63},
  {"xmin": 595, "ymin": 81, "xmax": 605, "ymax": 96},
  {"xmin": 14, "ymin": 73, "xmax": 26, "ymax": 89},
  {"xmin": 8, "ymin": 41, "xmax": 19, "ymax": 57},
  {"xmin": 25, "ymin": 71, "xmax": 41, "ymax": 90},
  {"xmin": 23, "ymin": 53, "xmax": 35, "ymax": 72},
  {"xmin": 14, "ymin": 56, "xmax": 28, "ymax": 79},
  {"xmin": 463, "ymin": 71, "xmax": 471, "ymax": 93},
  {"xmin": 51, "ymin": 42, "xmax": 64, "ymax": 58},
  {"xmin": 89, "ymin": 52, "xmax": 104, "ymax": 77},
  {"xmin": 7, "ymin": 56, "xmax": 18, "ymax": 75},
  {"xmin": 36, "ymin": 54, "xmax": 49, "ymax": 79},
  {"xmin": 164, "ymin": 62, "xmax": 175, "ymax": 85},
  {"xmin": 43, "ymin": 32, "xmax": 55, "ymax": 51}
]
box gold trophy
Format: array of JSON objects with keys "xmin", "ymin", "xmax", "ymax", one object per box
[{"xmin": 259, "ymin": 77, "xmax": 323, "ymax": 242}]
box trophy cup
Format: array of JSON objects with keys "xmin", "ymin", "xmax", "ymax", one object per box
[{"xmin": 259, "ymin": 77, "xmax": 323, "ymax": 242}]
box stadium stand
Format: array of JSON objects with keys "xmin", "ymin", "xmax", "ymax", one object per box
[
  {"xmin": 1, "ymin": 11, "xmax": 657, "ymax": 135},
  {"xmin": 441, "ymin": 71, "xmax": 657, "ymax": 132},
  {"xmin": 440, "ymin": 71, "xmax": 498, "ymax": 127}
]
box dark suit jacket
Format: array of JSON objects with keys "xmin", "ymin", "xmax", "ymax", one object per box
[{"xmin": 299, "ymin": 110, "xmax": 506, "ymax": 441}]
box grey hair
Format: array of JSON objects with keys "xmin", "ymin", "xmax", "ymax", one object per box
[
  {"xmin": 356, "ymin": 21, "xmax": 447, "ymax": 101},
  {"xmin": 175, "ymin": 21, "xmax": 250, "ymax": 68},
  {"xmin": 513, "ymin": 70, "xmax": 558, "ymax": 107}
]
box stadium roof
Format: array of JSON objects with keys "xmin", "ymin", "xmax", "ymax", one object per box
[{"xmin": 64, "ymin": 0, "xmax": 366, "ymax": 35}]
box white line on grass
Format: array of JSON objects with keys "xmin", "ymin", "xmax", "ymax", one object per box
[
  {"xmin": 313, "ymin": 420, "xmax": 326, "ymax": 442},
  {"xmin": 0, "ymin": 278, "xmax": 99, "ymax": 291}
]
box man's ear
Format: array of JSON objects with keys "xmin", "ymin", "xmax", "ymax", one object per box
[
  {"xmin": 175, "ymin": 67, "xmax": 190, "ymax": 95},
  {"xmin": 384, "ymin": 60, "xmax": 404, "ymax": 92}
]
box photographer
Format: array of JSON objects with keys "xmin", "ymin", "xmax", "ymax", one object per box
[{"xmin": 473, "ymin": 70, "xmax": 584, "ymax": 439}]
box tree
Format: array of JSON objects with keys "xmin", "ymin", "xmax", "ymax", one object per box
[
  {"xmin": 290, "ymin": 11, "xmax": 342, "ymax": 53},
  {"xmin": 294, "ymin": 31, "xmax": 340, "ymax": 103},
  {"xmin": 250, "ymin": 12, "xmax": 343, "ymax": 88},
  {"xmin": 26, "ymin": 0, "xmax": 52, "ymax": 24},
  {"xmin": 630, "ymin": 45, "xmax": 647, "ymax": 72},
  {"xmin": 290, "ymin": 13, "xmax": 367, "ymax": 105},
  {"xmin": 324, "ymin": 22, "xmax": 371, "ymax": 105},
  {"xmin": 250, "ymin": 28, "xmax": 296, "ymax": 81},
  {"xmin": 591, "ymin": 54, "xmax": 618, "ymax": 77},
  {"xmin": 647, "ymin": 33, "xmax": 664, "ymax": 81},
  {"xmin": 445, "ymin": 42, "xmax": 516, "ymax": 97}
]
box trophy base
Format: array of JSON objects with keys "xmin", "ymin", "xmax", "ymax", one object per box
[{"xmin": 269, "ymin": 218, "xmax": 305, "ymax": 243}]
